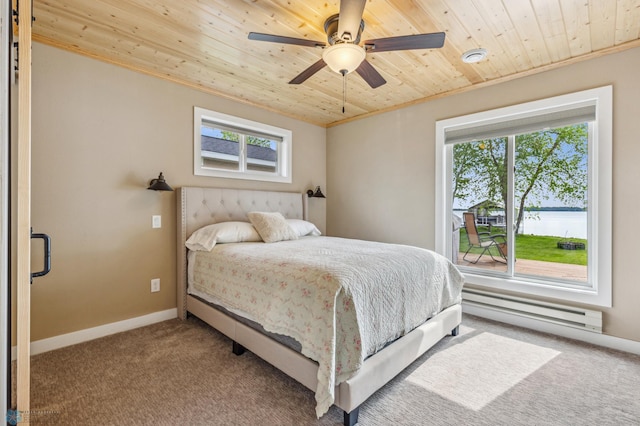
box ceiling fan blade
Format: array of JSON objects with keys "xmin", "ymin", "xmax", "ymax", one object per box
[
  {"xmin": 337, "ymin": 0, "xmax": 366, "ymax": 42},
  {"xmin": 364, "ymin": 32, "xmax": 446, "ymax": 53},
  {"xmin": 355, "ymin": 60, "xmax": 386, "ymax": 89},
  {"xmin": 248, "ymin": 32, "xmax": 325, "ymax": 48},
  {"xmin": 289, "ymin": 59, "xmax": 327, "ymax": 84}
]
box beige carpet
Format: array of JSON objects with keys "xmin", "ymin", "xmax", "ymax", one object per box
[{"xmin": 14, "ymin": 314, "xmax": 640, "ymax": 425}]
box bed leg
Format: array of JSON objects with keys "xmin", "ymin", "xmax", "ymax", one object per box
[
  {"xmin": 451, "ymin": 325, "xmax": 460, "ymax": 336},
  {"xmin": 232, "ymin": 341, "xmax": 246, "ymax": 356},
  {"xmin": 343, "ymin": 407, "xmax": 359, "ymax": 426}
]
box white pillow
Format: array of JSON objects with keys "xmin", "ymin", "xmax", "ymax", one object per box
[
  {"xmin": 185, "ymin": 221, "xmax": 261, "ymax": 252},
  {"xmin": 286, "ymin": 219, "xmax": 321, "ymax": 237},
  {"xmin": 247, "ymin": 212, "xmax": 299, "ymax": 243}
]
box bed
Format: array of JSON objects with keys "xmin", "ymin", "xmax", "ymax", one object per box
[{"xmin": 177, "ymin": 187, "xmax": 464, "ymax": 425}]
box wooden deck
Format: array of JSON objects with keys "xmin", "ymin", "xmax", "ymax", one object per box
[{"xmin": 456, "ymin": 254, "xmax": 587, "ymax": 282}]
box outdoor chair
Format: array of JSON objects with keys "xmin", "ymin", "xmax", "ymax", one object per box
[{"xmin": 462, "ymin": 212, "xmax": 507, "ymax": 264}]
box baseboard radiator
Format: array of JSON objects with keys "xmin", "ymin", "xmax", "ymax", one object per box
[{"xmin": 462, "ymin": 288, "xmax": 602, "ymax": 333}]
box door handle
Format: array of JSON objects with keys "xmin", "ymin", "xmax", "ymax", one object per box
[{"xmin": 31, "ymin": 228, "xmax": 51, "ymax": 283}]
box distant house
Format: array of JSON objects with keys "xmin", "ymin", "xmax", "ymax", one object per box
[
  {"xmin": 467, "ymin": 200, "xmax": 505, "ymax": 227},
  {"xmin": 467, "ymin": 200, "xmax": 504, "ymax": 214},
  {"xmin": 201, "ymin": 135, "xmax": 277, "ymax": 172}
]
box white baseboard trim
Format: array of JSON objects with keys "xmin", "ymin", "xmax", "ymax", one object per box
[
  {"xmin": 463, "ymin": 303, "xmax": 640, "ymax": 356},
  {"xmin": 11, "ymin": 308, "xmax": 177, "ymax": 361}
]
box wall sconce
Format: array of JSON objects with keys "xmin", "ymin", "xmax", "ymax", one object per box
[
  {"xmin": 306, "ymin": 186, "xmax": 326, "ymax": 198},
  {"xmin": 147, "ymin": 172, "xmax": 173, "ymax": 191}
]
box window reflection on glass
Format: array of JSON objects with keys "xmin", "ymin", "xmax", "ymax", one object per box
[
  {"xmin": 246, "ymin": 136, "xmax": 278, "ymax": 173},
  {"xmin": 200, "ymin": 125, "xmax": 240, "ymax": 171}
]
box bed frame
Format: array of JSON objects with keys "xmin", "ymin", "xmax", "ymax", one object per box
[{"xmin": 177, "ymin": 186, "xmax": 462, "ymax": 426}]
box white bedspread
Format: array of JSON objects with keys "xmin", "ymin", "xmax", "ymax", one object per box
[{"xmin": 188, "ymin": 236, "xmax": 464, "ymax": 417}]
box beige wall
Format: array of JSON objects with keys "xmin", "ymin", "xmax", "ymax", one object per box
[
  {"xmin": 327, "ymin": 47, "xmax": 640, "ymax": 342},
  {"xmin": 14, "ymin": 43, "xmax": 326, "ymax": 342}
]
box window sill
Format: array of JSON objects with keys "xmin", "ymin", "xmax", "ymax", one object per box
[
  {"xmin": 195, "ymin": 168, "xmax": 292, "ymax": 183},
  {"xmin": 460, "ymin": 270, "xmax": 611, "ymax": 308}
]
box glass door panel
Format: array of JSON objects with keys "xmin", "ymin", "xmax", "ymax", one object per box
[
  {"xmin": 513, "ymin": 125, "xmax": 588, "ymax": 283},
  {"xmin": 452, "ymin": 138, "xmax": 508, "ymax": 273}
]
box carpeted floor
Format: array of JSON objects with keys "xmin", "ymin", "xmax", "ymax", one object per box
[{"xmin": 15, "ymin": 314, "xmax": 640, "ymax": 425}]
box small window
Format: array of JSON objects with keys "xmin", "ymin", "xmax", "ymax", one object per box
[{"xmin": 194, "ymin": 107, "xmax": 292, "ymax": 183}]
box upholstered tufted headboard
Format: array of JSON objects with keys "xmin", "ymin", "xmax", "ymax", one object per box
[{"xmin": 176, "ymin": 187, "xmax": 306, "ymax": 318}]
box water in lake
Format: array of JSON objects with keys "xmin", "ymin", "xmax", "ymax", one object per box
[
  {"xmin": 455, "ymin": 210, "xmax": 587, "ymax": 239},
  {"xmin": 518, "ymin": 211, "xmax": 587, "ymax": 239}
]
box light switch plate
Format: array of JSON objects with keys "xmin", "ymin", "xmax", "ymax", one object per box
[
  {"xmin": 152, "ymin": 215, "xmax": 161, "ymax": 228},
  {"xmin": 151, "ymin": 278, "xmax": 160, "ymax": 293}
]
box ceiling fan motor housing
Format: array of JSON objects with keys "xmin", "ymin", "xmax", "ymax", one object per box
[{"xmin": 324, "ymin": 14, "xmax": 364, "ymax": 45}]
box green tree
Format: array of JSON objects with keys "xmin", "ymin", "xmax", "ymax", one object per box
[
  {"xmin": 452, "ymin": 141, "xmax": 486, "ymax": 202},
  {"xmin": 221, "ymin": 131, "xmax": 273, "ymax": 147},
  {"xmin": 453, "ymin": 124, "xmax": 588, "ymax": 234}
]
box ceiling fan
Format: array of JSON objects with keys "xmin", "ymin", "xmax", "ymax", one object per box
[{"xmin": 248, "ymin": 0, "xmax": 445, "ymax": 89}]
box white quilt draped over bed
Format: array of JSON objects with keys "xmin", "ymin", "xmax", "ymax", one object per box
[{"xmin": 188, "ymin": 236, "xmax": 464, "ymax": 417}]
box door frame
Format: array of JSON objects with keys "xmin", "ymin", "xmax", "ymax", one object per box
[
  {"xmin": 15, "ymin": 0, "xmax": 32, "ymax": 420},
  {"xmin": 1, "ymin": 0, "xmax": 11, "ymax": 419}
]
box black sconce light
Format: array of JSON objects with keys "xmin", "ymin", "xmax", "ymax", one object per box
[
  {"xmin": 147, "ymin": 172, "xmax": 173, "ymax": 191},
  {"xmin": 306, "ymin": 186, "xmax": 326, "ymax": 198}
]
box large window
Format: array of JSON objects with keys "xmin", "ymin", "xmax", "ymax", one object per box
[
  {"xmin": 194, "ymin": 107, "xmax": 292, "ymax": 183},
  {"xmin": 435, "ymin": 86, "xmax": 612, "ymax": 307}
]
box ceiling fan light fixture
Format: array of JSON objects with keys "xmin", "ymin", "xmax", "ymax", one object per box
[
  {"xmin": 322, "ymin": 43, "xmax": 366, "ymax": 74},
  {"xmin": 461, "ymin": 48, "xmax": 488, "ymax": 63}
]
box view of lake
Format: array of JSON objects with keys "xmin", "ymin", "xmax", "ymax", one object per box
[
  {"xmin": 454, "ymin": 210, "xmax": 588, "ymax": 239},
  {"xmin": 520, "ymin": 211, "xmax": 587, "ymax": 239},
  {"xmin": 519, "ymin": 210, "xmax": 587, "ymax": 239}
]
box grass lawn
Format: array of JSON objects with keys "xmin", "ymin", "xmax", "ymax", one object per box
[{"xmin": 460, "ymin": 227, "xmax": 587, "ymax": 266}]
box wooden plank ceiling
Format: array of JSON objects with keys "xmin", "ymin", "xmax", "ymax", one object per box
[{"xmin": 31, "ymin": 0, "xmax": 640, "ymax": 127}]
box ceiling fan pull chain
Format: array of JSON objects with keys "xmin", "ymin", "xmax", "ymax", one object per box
[{"xmin": 342, "ymin": 70, "xmax": 347, "ymax": 113}]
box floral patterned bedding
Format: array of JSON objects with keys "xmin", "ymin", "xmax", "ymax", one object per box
[{"xmin": 188, "ymin": 236, "xmax": 464, "ymax": 418}]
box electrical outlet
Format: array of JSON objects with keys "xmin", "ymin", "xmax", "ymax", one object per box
[
  {"xmin": 152, "ymin": 215, "xmax": 161, "ymax": 228},
  {"xmin": 151, "ymin": 278, "xmax": 160, "ymax": 293}
]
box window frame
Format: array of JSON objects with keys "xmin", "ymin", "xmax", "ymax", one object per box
[
  {"xmin": 435, "ymin": 86, "xmax": 612, "ymax": 307},
  {"xmin": 193, "ymin": 106, "xmax": 292, "ymax": 183}
]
